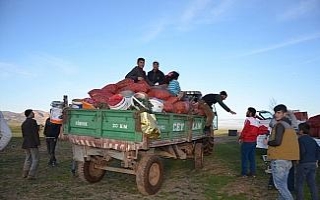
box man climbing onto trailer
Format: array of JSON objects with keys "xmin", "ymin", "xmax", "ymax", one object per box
[{"xmin": 199, "ymin": 91, "xmax": 237, "ymax": 135}]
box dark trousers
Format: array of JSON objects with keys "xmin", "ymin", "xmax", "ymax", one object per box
[
  {"xmin": 241, "ymin": 142, "xmax": 257, "ymax": 175},
  {"xmin": 296, "ymin": 162, "xmax": 319, "ymax": 200},
  {"xmin": 46, "ymin": 137, "xmax": 58, "ymax": 164}
]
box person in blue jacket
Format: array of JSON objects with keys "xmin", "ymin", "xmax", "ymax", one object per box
[{"xmin": 296, "ymin": 122, "xmax": 320, "ymax": 200}]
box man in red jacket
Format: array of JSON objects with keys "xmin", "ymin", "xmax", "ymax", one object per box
[{"xmin": 239, "ymin": 107, "xmax": 268, "ymax": 177}]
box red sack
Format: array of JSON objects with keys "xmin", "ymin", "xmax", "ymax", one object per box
[
  {"xmin": 173, "ymin": 101, "xmax": 190, "ymax": 114},
  {"xmin": 125, "ymin": 82, "xmax": 150, "ymax": 93},
  {"xmin": 137, "ymin": 80, "xmax": 151, "ymax": 92},
  {"xmin": 91, "ymin": 94, "xmax": 110, "ymax": 103},
  {"xmin": 101, "ymin": 91, "xmax": 114, "ymax": 99},
  {"xmin": 148, "ymin": 88, "xmax": 172, "ymax": 100},
  {"xmin": 88, "ymin": 89, "xmax": 103, "ymax": 98},
  {"xmin": 163, "ymin": 102, "xmax": 174, "ymax": 112},
  {"xmin": 101, "ymin": 84, "xmax": 118, "ymax": 94},
  {"xmin": 116, "ymin": 78, "xmax": 134, "ymax": 90},
  {"xmin": 107, "ymin": 94, "xmax": 124, "ymax": 106},
  {"xmin": 166, "ymin": 96, "xmax": 179, "ymax": 104},
  {"xmin": 118, "ymin": 86, "xmax": 133, "ymax": 93}
]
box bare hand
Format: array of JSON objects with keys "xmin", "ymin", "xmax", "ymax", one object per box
[{"xmin": 137, "ymin": 77, "xmax": 144, "ymax": 81}]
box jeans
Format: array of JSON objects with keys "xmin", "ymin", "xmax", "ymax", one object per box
[
  {"xmin": 241, "ymin": 142, "xmax": 256, "ymax": 175},
  {"xmin": 296, "ymin": 162, "xmax": 319, "ymax": 200},
  {"xmin": 271, "ymin": 160, "xmax": 293, "ymax": 200},
  {"xmin": 46, "ymin": 137, "xmax": 58, "ymax": 164},
  {"xmin": 269, "ymin": 166, "xmax": 295, "ymax": 192},
  {"xmin": 23, "ymin": 148, "xmax": 39, "ymax": 177}
]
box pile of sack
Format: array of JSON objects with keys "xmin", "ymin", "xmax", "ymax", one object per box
[{"xmin": 77, "ymin": 78, "xmax": 204, "ymax": 115}]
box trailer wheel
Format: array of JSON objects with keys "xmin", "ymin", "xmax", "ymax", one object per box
[
  {"xmin": 194, "ymin": 143, "xmax": 204, "ymax": 169},
  {"xmin": 78, "ymin": 160, "xmax": 106, "ymax": 183},
  {"xmin": 136, "ymin": 155, "xmax": 164, "ymax": 195},
  {"xmin": 203, "ymin": 136, "xmax": 214, "ymax": 156}
]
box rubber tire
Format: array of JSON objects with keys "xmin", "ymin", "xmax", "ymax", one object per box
[
  {"xmin": 203, "ymin": 136, "xmax": 214, "ymax": 156},
  {"xmin": 194, "ymin": 143, "xmax": 204, "ymax": 169},
  {"xmin": 78, "ymin": 160, "xmax": 106, "ymax": 183},
  {"xmin": 136, "ymin": 155, "xmax": 164, "ymax": 195}
]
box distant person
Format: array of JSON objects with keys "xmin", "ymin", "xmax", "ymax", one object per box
[
  {"xmin": 21, "ymin": 109, "xmax": 40, "ymax": 180},
  {"xmin": 199, "ymin": 91, "xmax": 236, "ymax": 135},
  {"xmin": 267, "ymin": 104, "xmax": 299, "ymax": 200},
  {"xmin": 147, "ymin": 61, "xmax": 165, "ymax": 85},
  {"xmin": 296, "ymin": 122, "xmax": 319, "ymax": 200},
  {"xmin": 0, "ymin": 111, "xmax": 12, "ymax": 151},
  {"xmin": 125, "ymin": 57, "xmax": 153, "ymax": 86},
  {"xmin": 239, "ymin": 107, "xmax": 268, "ymax": 177},
  {"xmin": 43, "ymin": 117, "xmax": 61, "ymax": 167}
]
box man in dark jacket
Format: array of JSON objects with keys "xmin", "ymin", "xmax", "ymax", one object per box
[
  {"xmin": 21, "ymin": 109, "xmax": 40, "ymax": 180},
  {"xmin": 125, "ymin": 57, "xmax": 153, "ymax": 86},
  {"xmin": 43, "ymin": 117, "xmax": 61, "ymax": 166},
  {"xmin": 147, "ymin": 61, "xmax": 165, "ymax": 85},
  {"xmin": 199, "ymin": 91, "xmax": 236, "ymax": 134},
  {"xmin": 296, "ymin": 122, "xmax": 319, "ymax": 200}
]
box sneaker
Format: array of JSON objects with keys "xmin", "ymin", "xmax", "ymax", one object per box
[
  {"xmin": 22, "ymin": 170, "xmax": 29, "ymax": 178},
  {"xmin": 265, "ymin": 169, "xmax": 272, "ymax": 174},
  {"xmin": 247, "ymin": 172, "xmax": 256, "ymax": 178},
  {"xmin": 237, "ymin": 174, "xmax": 248, "ymax": 178},
  {"xmin": 27, "ymin": 176, "xmax": 36, "ymax": 180},
  {"xmin": 268, "ymin": 184, "xmax": 275, "ymax": 190}
]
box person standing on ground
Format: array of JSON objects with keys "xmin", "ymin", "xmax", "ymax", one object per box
[
  {"xmin": 43, "ymin": 117, "xmax": 61, "ymax": 167},
  {"xmin": 0, "ymin": 111, "xmax": 12, "ymax": 151},
  {"xmin": 268, "ymin": 111, "xmax": 297, "ymax": 192},
  {"xmin": 21, "ymin": 109, "xmax": 40, "ymax": 180},
  {"xmin": 296, "ymin": 122, "xmax": 319, "ymax": 200},
  {"xmin": 267, "ymin": 104, "xmax": 300, "ymax": 200},
  {"xmin": 125, "ymin": 57, "xmax": 153, "ymax": 86},
  {"xmin": 198, "ymin": 91, "xmax": 236, "ymax": 135},
  {"xmin": 147, "ymin": 61, "xmax": 165, "ymax": 85},
  {"xmin": 239, "ymin": 107, "xmax": 268, "ymax": 177}
]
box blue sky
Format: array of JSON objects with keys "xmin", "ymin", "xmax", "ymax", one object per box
[{"xmin": 1, "ymin": 0, "xmax": 320, "ymax": 121}]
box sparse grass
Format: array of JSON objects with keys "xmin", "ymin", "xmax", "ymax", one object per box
[
  {"xmin": 9, "ymin": 123, "xmax": 45, "ymax": 137},
  {"xmin": 214, "ymin": 129, "xmax": 229, "ymax": 136},
  {"xmin": 1, "ymin": 136, "xmax": 319, "ymax": 199},
  {"xmin": 8, "ymin": 123, "xmax": 22, "ymax": 136}
]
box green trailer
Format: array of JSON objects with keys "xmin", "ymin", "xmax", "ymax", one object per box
[{"xmin": 63, "ymin": 108, "xmax": 214, "ymax": 195}]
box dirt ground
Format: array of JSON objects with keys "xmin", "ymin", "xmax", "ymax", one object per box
[{"xmin": 0, "ymin": 135, "xmax": 288, "ymax": 200}]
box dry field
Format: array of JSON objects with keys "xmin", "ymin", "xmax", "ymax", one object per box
[{"xmin": 0, "ymin": 133, "xmax": 318, "ymax": 200}]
